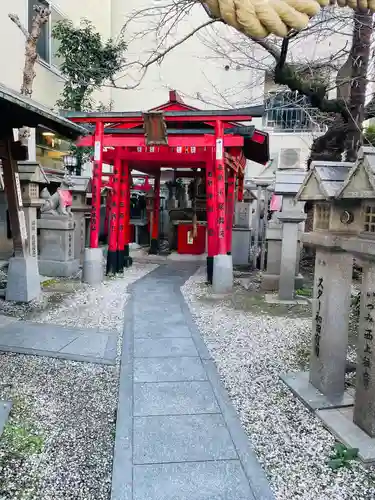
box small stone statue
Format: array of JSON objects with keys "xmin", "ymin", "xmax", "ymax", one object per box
[{"xmin": 41, "ymin": 175, "xmax": 74, "ymax": 217}]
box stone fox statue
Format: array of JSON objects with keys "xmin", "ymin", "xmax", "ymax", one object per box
[{"xmin": 41, "ymin": 175, "xmax": 74, "ymax": 217}]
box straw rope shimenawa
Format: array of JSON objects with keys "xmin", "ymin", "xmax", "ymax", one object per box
[{"xmin": 202, "ymin": 0, "xmax": 375, "ymax": 38}]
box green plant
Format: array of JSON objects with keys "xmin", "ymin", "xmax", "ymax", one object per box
[
  {"xmin": 327, "ymin": 442, "xmax": 358, "ymax": 470},
  {"xmin": 364, "ymin": 124, "xmax": 375, "ymax": 146},
  {"xmin": 295, "ymin": 288, "xmax": 313, "ymax": 297},
  {"xmin": 2, "ymin": 424, "xmax": 44, "ymax": 458},
  {"xmin": 52, "ymin": 19, "xmax": 126, "ymax": 112}
]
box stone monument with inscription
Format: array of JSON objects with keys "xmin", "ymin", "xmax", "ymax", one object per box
[
  {"xmin": 38, "ymin": 175, "xmax": 79, "ymax": 277},
  {"xmin": 281, "ymin": 160, "xmax": 356, "ymax": 409}
]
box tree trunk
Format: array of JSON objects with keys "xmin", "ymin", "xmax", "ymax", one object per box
[
  {"xmin": 344, "ymin": 10, "xmax": 372, "ymax": 162},
  {"xmin": 308, "ymin": 9, "xmax": 372, "ymax": 166}
]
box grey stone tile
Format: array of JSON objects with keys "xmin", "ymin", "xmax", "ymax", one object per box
[
  {"xmin": 60, "ymin": 333, "xmax": 108, "ymax": 358},
  {"xmin": 134, "ymin": 303, "xmax": 182, "ymax": 317},
  {"xmin": 0, "ymin": 323, "xmax": 78, "ymax": 351},
  {"xmin": 134, "ymin": 322, "xmax": 192, "ymax": 339},
  {"xmin": 0, "ymin": 315, "xmax": 18, "ymax": 329},
  {"xmin": 134, "ymin": 381, "xmax": 219, "ymax": 416},
  {"xmin": 134, "ymin": 357, "xmax": 207, "ymax": 383},
  {"xmin": 133, "ymin": 460, "xmax": 255, "ymax": 500},
  {"xmin": 133, "ymin": 414, "xmax": 237, "ymax": 464},
  {"xmin": 134, "ymin": 338, "xmax": 198, "ymax": 358}
]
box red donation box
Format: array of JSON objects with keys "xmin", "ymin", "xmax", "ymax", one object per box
[{"xmin": 177, "ymin": 224, "xmax": 206, "ymax": 255}]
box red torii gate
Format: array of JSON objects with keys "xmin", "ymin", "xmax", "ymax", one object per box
[{"xmin": 66, "ymin": 91, "xmax": 269, "ymax": 287}]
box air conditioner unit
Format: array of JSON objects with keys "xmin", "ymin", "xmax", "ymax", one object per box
[{"xmin": 277, "ymin": 148, "xmax": 302, "ymax": 169}]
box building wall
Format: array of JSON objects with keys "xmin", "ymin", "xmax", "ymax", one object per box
[{"xmin": 0, "ymin": 0, "xmax": 111, "ymax": 109}]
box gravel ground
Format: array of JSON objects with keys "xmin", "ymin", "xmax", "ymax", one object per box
[
  {"xmin": 0, "ymin": 263, "xmax": 157, "ymax": 500},
  {"xmin": 181, "ymin": 267, "xmax": 375, "ymax": 500}
]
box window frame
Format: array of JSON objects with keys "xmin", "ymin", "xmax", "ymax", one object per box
[{"xmin": 27, "ymin": 0, "xmax": 65, "ymax": 71}]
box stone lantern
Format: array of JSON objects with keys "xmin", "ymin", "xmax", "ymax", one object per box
[
  {"xmin": 17, "ymin": 161, "xmax": 49, "ymax": 259},
  {"xmin": 282, "ymin": 160, "xmax": 356, "ymax": 411},
  {"xmin": 262, "ymin": 168, "xmax": 306, "ymax": 300},
  {"xmin": 314, "ymin": 147, "xmax": 375, "ymax": 462}
]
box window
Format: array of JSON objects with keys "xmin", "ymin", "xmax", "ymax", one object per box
[
  {"xmin": 28, "ymin": 0, "xmax": 64, "ymax": 68},
  {"xmin": 315, "ymin": 203, "xmax": 330, "ymax": 230},
  {"xmin": 263, "ymin": 90, "xmax": 326, "ymax": 133},
  {"xmin": 363, "ymin": 205, "xmax": 375, "ymax": 233}
]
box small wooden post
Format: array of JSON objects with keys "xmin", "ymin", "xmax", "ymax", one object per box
[
  {"xmin": 106, "ymin": 155, "xmax": 121, "ymax": 275},
  {"xmin": 0, "ymin": 139, "xmax": 28, "ymax": 257},
  {"xmin": 149, "ymin": 171, "xmax": 161, "ymax": 254},
  {"xmin": 237, "ymin": 172, "xmax": 244, "ymax": 202},
  {"xmin": 89, "ymin": 121, "xmax": 104, "ymax": 249}
]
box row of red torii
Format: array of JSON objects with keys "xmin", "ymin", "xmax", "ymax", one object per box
[{"xmin": 67, "ymin": 91, "xmax": 269, "ymax": 291}]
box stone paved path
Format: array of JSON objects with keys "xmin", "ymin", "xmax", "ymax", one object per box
[{"xmin": 112, "ymin": 263, "xmax": 274, "ymax": 500}]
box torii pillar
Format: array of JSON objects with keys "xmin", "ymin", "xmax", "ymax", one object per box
[
  {"xmin": 82, "ymin": 121, "xmax": 104, "ymax": 285},
  {"xmin": 213, "ymin": 120, "xmax": 233, "ymax": 294}
]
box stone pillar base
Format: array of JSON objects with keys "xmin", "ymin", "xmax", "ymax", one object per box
[
  {"xmin": 261, "ymin": 273, "xmax": 304, "ymax": 292},
  {"xmin": 39, "ymin": 259, "xmax": 80, "ymax": 278},
  {"xmin": 213, "ymin": 254, "xmax": 233, "ymax": 294},
  {"xmin": 6, "ymin": 256, "xmax": 40, "ymax": 302},
  {"xmin": 206, "ymin": 256, "xmax": 214, "ymax": 284},
  {"xmin": 82, "ymin": 248, "xmax": 103, "ymax": 285},
  {"xmin": 149, "ymin": 238, "xmax": 159, "ymax": 255}
]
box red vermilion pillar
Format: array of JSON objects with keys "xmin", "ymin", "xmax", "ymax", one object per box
[
  {"xmin": 149, "ymin": 171, "xmax": 161, "ymax": 255},
  {"xmin": 106, "ymin": 155, "xmax": 121, "ymax": 274},
  {"xmin": 103, "ymin": 190, "xmax": 111, "ymax": 242},
  {"xmin": 123, "ymin": 163, "xmax": 132, "ymax": 268},
  {"xmin": 117, "ymin": 160, "xmax": 127, "ymax": 273},
  {"xmin": 213, "ymin": 120, "xmax": 233, "ymax": 293},
  {"xmin": 205, "ymin": 156, "xmax": 217, "ymax": 284},
  {"xmin": 215, "ymin": 121, "xmax": 226, "ymax": 254},
  {"xmin": 226, "ymin": 168, "xmax": 236, "ymax": 255},
  {"xmin": 89, "ymin": 121, "xmax": 104, "ymax": 249}
]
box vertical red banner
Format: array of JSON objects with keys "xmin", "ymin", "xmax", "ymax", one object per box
[
  {"xmin": 106, "ymin": 155, "xmax": 121, "ymax": 274},
  {"xmin": 89, "ymin": 121, "xmax": 104, "ymax": 248},
  {"xmin": 226, "ymin": 168, "xmax": 236, "ymax": 255},
  {"xmin": 215, "ymin": 120, "xmax": 226, "ymax": 255}
]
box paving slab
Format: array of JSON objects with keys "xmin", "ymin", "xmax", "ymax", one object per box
[
  {"xmin": 134, "ymin": 337, "xmax": 198, "ymax": 358},
  {"xmin": 111, "ymin": 263, "xmax": 274, "ymax": 500},
  {"xmin": 134, "ymin": 381, "xmax": 219, "ymax": 416},
  {"xmin": 0, "ymin": 321, "xmax": 118, "ymax": 365},
  {"xmin": 134, "ymin": 357, "xmax": 207, "ymax": 383},
  {"xmin": 133, "ymin": 460, "xmax": 256, "ymax": 500},
  {"xmin": 133, "ymin": 413, "xmax": 238, "ymax": 464}
]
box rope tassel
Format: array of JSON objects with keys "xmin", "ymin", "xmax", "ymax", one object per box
[{"xmin": 202, "ymin": 0, "xmax": 375, "ymax": 39}]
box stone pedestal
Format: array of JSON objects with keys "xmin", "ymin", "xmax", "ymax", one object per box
[
  {"xmin": 309, "ymin": 248, "xmax": 353, "ymax": 397},
  {"xmin": 72, "ymin": 212, "xmax": 87, "ymax": 264},
  {"xmin": 213, "ymin": 254, "xmax": 233, "ymax": 294},
  {"xmin": 38, "ymin": 215, "xmax": 79, "ymax": 277},
  {"xmin": 6, "ymin": 256, "xmax": 40, "ymax": 302},
  {"xmin": 261, "ymin": 218, "xmax": 303, "ymax": 291},
  {"xmin": 82, "ymin": 247, "xmax": 103, "ymax": 285},
  {"xmin": 232, "ymin": 228, "xmax": 251, "ymax": 266}
]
